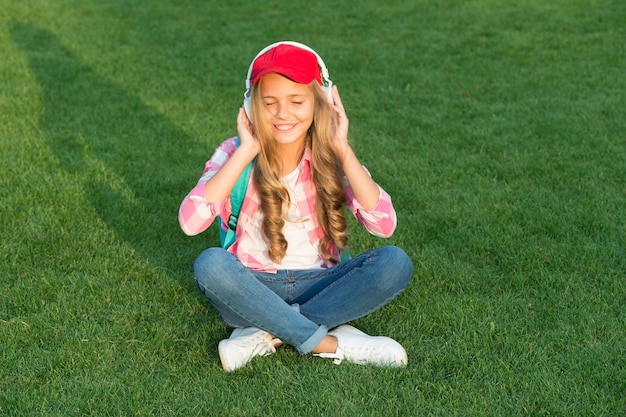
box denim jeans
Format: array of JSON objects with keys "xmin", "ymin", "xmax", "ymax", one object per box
[{"xmin": 194, "ymin": 245, "xmax": 412, "ymax": 354}]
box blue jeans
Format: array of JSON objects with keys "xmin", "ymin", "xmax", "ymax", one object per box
[{"xmin": 194, "ymin": 245, "xmax": 412, "ymax": 354}]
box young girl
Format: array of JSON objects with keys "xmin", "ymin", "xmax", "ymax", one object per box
[{"xmin": 179, "ymin": 42, "xmax": 412, "ymax": 371}]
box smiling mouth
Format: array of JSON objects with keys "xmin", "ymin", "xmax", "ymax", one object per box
[{"xmin": 274, "ymin": 124, "xmax": 297, "ymax": 132}]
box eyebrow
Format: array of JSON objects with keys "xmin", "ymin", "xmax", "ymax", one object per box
[{"xmin": 262, "ymin": 93, "xmax": 308, "ymax": 99}]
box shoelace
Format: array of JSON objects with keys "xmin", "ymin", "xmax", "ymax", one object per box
[{"xmin": 232, "ymin": 333, "xmax": 280, "ymax": 358}]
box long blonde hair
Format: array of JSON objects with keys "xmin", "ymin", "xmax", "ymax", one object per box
[{"xmin": 250, "ymin": 79, "xmax": 348, "ymax": 264}]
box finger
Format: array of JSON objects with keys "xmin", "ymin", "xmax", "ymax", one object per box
[
  {"xmin": 237, "ymin": 109, "xmax": 250, "ymax": 134},
  {"xmin": 331, "ymin": 85, "xmax": 343, "ymax": 108},
  {"xmin": 238, "ymin": 108, "xmax": 252, "ymax": 129}
]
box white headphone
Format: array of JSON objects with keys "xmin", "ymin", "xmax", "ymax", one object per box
[{"xmin": 243, "ymin": 41, "xmax": 334, "ymax": 120}]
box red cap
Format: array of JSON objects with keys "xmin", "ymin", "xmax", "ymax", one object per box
[{"xmin": 250, "ymin": 44, "xmax": 322, "ymax": 86}]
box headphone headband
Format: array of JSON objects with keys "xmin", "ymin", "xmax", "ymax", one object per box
[{"xmin": 245, "ymin": 41, "xmax": 332, "ymax": 89}]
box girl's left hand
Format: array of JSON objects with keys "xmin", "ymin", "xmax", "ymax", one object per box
[
  {"xmin": 330, "ymin": 86, "xmax": 350, "ymax": 161},
  {"xmin": 329, "ymin": 85, "xmax": 379, "ymax": 209}
]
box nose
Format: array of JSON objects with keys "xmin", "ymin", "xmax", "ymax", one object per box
[{"xmin": 275, "ymin": 102, "xmax": 288, "ymax": 119}]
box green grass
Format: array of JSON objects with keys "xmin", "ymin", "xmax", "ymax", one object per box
[{"xmin": 1, "ymin": 0, "xmax": 624, "ymax": 415}]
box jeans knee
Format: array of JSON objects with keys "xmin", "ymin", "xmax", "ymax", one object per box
[
  {"xmin": 380, "ymin": 245, "xmax": 412, "ymax": 287},
  {"xmin": 193, "ymin": 247, "xmax": 230, "ymax": 290}
]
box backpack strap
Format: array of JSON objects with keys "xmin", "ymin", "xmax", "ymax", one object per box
[{"xmin": 218, "ymin": 137, "xmax": 254, "ymax": 250}]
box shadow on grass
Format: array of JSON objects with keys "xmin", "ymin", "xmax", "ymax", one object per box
[{"xmin": 10, "ymin": 23, "xmax": 213, "ymax": 288}]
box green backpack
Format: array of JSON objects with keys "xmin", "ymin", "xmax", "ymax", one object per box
[{"xmin": 218, "ymin": 138, "xmax": 253, "ymax": 250}]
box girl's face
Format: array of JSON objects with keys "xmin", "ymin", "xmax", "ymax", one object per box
[{"xmin": 259, "ymin": 73, "xmax": 315, "ymax": 146}]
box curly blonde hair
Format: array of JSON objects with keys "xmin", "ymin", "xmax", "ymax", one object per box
[{"xmin": 250, "ymin": 79, "xmax": 348, "ymax": 264}]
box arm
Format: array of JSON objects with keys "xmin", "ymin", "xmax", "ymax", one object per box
[
  {"xmin": 343, "ymin": 171, "xmax": 397, "ymax": 238},
  {"xmin": 178, "ymin": 109, "xmax": 260, "ymax": 236},
  {"xmin": 203, "ymin": 108, "xmax": 259, "ymax": 203},
  {"xmin": 178, "ymin": 140, "xmax": 235, "ymax": 236},
  {"xmin": 330, "ymin": 86, "xmax": 380, "ymax": 210},
  {"xmin": 329, "ymin": 86, "xmax": 397, "ymax": 237}
]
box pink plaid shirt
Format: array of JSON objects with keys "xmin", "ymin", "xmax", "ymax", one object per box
[{"xmin": 179, "ymin": 137, "xmax": 397, "ymax": 272}]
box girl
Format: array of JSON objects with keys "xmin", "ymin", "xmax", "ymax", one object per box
[{"xmin": 179, "ymin": 42, "xmax": 412, "ymax": 371}]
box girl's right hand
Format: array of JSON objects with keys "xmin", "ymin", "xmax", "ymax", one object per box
[{"xmin": 236, "ymin": 107, "xmax": 261, "ymax": 157}]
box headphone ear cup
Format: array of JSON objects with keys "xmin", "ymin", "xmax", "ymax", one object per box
[
  {"xmin": 243, "ymin": 90, "xmax": 252, "ymax": 121},
  {"xmin": 323, "ymin": 83, "xmax": 334, "ymax": 104}
]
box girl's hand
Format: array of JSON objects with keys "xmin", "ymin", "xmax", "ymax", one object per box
[
  {"xmin": 236, "ymin": 107, "xmax": 261, "ymax": 157},
  {"xmin": 330, "ymin": 86, "xmax": 380, "ymax": 210},
  {"xmin": 330, "ymin": 86, "xmax": 351, "ymax": 162}
]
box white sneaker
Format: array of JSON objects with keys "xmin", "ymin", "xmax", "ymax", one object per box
[
  {"xmin": 218, "ymin": 327, "xmax": 281, "ymax": 372},
  {"xmin": 315, "ymin": 325, "xmax": 408, "ymax": 367}
]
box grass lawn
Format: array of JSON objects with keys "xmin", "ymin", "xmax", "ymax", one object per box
[{"xmin": 1, "ymin": 0, "xmax": 624, "ymax": 415}]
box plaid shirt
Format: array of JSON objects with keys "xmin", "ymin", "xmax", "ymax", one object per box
[{"xmin": 179, "ymin": 137, "xmax": 397, "ymax": 272}]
